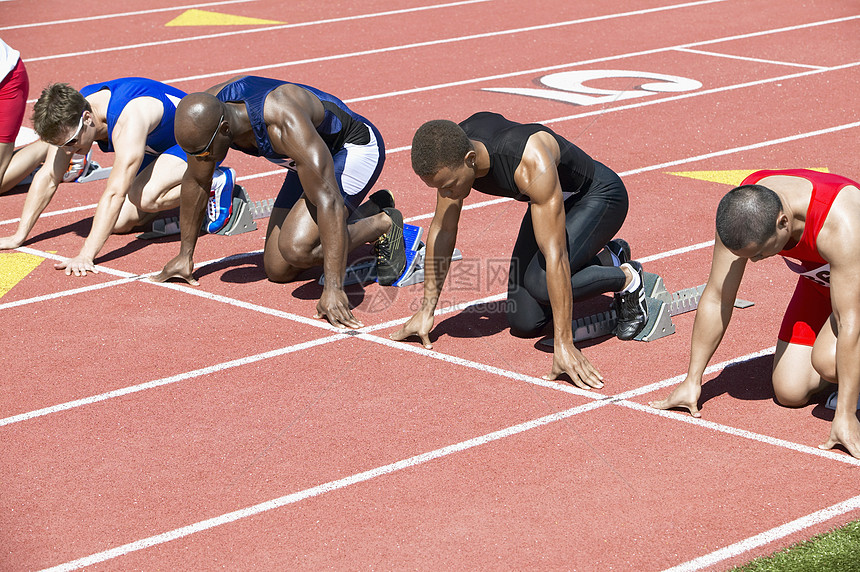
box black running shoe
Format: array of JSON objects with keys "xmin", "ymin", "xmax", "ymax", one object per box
[
  {"xmin": 614, "ymin": 260, "xmax": 648, "ymax": 340},
  {"xmin": 369, "ymin": 189, "xmax": 395, "ymax": 211},
  {"xmin": 351, "ymin": 189, "xmax": 396, "ymax": 220},
  {"xmin": 374, "ymin": 207, "xmax": 407, "ymax": 286},
  {"xmin": 596, "ymin": 238, "xmax": 631, "ymax": 267}
]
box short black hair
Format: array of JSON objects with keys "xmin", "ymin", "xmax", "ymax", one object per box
[
  {"xmin": 715, "ymin": 184, "xmax": 783, "ymax": 251},
  {"xmin": 411, "ymin": 120, "xmax": 473, "ymax": 177}
]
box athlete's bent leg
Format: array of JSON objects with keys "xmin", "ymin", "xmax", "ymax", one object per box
[
  {"xmin": 811, "ymin": 314, "xmax": 838, "ymax": 384},
  {"xmin": 772, "ymin": 340, "xmax": 830, "ymax": 406},
  {"xmin": 772, "ymin": 278, "xmax": 833, "ymax": 406},
  {"xmin": 0, "ymin": 140, "xmax": 48, "ymax": 194},
  {"xmin": 519, "ymin": 161, "xmax": 629, "ymax": 306},
  {"xmin": 117, "ymin": 153, "xmax": 185, "ymax": 232},
  {"xmin": 128, "ymin": 153, "xmax": 185, "ymax": 212}
]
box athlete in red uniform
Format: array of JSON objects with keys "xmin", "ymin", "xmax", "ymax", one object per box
[{"xmin": 650, "ymin": 169, "xmax": 860, "ymax": 459}]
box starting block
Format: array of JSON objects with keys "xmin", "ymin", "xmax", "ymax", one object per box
[
  {"xmin": 825, "ymin": 391, "xmax": 860, "ymax": 411},
  {"xmin": 542, "ymin": 269, "xmax": 754, "ymax": 346},
  {"xmin": 73, "ymin": 160, "xmax": 111, "ymax": 183},
  {"xmin": 16, "ymin": 155, "xmax": 111, "ymax": 188},
  {"xmin": 212, "ymin": 185, "xmax": 256, "ymax": 236},
  {"xmin": 320, "ymin": 223, "xmax": 463, "ymax": 287},
  {"xmin": 137, "ymin": 184, "xmax": 257, "ymax": 239},
  {"xmin": 250, "ymin": 197, "xmax": 275, "ymax": 220}
]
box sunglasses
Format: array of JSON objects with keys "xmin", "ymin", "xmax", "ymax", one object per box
[
  {"xmin": 59, "ymin": 113, "xmax": 85, "ymax": 147},
  {"xmin": 188, "ymin": 113, "xmax": 224, "ymax": 158}
]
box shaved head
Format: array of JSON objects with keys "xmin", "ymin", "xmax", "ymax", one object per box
[{"xmin": 175, "ymin": 92, "xmax": 227, "ymax": 154}]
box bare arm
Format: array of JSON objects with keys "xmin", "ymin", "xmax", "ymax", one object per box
[
  {"xmin": 516, "ymin": 132, "xmax": 602, "ymax": 389},
  {"xmin": 390, "ymin": 192, "xmax": 462, "ymax": 348},
  {"xmin": 650, "ymin": 234, "xmax": 747, "ymax": 415},
  {"xmin": 150, "ymin": 157, "xmax": 212, "ymax": 285},
  {"xmin": 0, "ymin": 146, "xmax": 70, "ymax": 249},
  {"xmin": 267, "ymin": 87, "xmax": 357, "ymax": 328},
  {"xmin": 817, "ymin": 196, "xmax": 860, "ymax": 458},
  {"xmin": 56, "ymin": 98, "xmax": 161, "ymax": 276}
]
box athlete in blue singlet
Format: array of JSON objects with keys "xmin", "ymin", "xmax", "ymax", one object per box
[
  {"xmin": 153, "ymin": 75, "xmax": 406, "ymax": 329},
  {"xmin": 0, "ymin": 78, "xmax": 235, "ymax": 274}
]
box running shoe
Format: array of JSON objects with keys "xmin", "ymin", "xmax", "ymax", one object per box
[
  {"xmin": 351, "ymin": 189, "xmax": 395, "ymax": 220},
  {"xmin": 596, "ymin": 238, "xmax": 630, "ymax": 267},
  {"xmin": 206, "ymin": 167, "xmax": 236, "ymax": 233},
  {"xmin": 63, "ymin": 152, "xmax": 92, "ymax": 183},
  {"xmin": 374, "ymin": 207, "xmax": 407, "ymax": 286},
  {"xmin": 614, "ymin": 260, "xmax": 648, "ymax": 340}
]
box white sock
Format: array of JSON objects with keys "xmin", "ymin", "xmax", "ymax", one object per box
[{"xmin": 619, "ymin": 263, "xmax": 640, "ymax": 294}]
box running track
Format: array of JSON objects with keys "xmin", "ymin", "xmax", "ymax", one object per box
[{"xmin": 1, "ymin": 0, "xmax": 859, "ymax": 569}]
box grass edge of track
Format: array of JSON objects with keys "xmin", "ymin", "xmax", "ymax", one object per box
[{"xmin": 730, "ymin": 519, "xmax": 860, "ymax": 571}]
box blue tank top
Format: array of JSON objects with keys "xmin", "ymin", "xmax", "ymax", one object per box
[
  {"xmin": 215, "ymin": 76, "xmax": 372, "ymax": 168},
  {"xmin": 80, "ymin": 77, "xmax": 186, "ymax": 155}
]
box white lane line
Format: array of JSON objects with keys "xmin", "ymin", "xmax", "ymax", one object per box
[
  {"xmin": 0, "ymin": 334, "xmax": 347, "ymax": 428},
  {"xmin": 345, "ymin": 21, "xmax": 858, "ymax": 105},
  {"xmin": 663, "ymin": 495, "xmax": 860, "ymax": 572},
  {"xmin": 673, "ymin": 47, "xmax": 828, "ymax": 70},
  {"xmin": 619, "ymin": 121, "xmax": 860, "ymax": 177},
  {"xmin": 361, "ymin": 292, "xmax": 508, "ymax": 333},
  {"xmin": 621, "ymin": 400, "xmax": 860, "ymax": 467},
  {"xmin": 159, "ymin": 0, "xmax": 732, "ymax": 84},
  {"xmin": 4, "ymin": 120, "xmax": 857, "ymax": 312},
  {"xmin": 180, "ymin": 62, "xmax": 860, "ymax": 188},
  {"xmin": 0, "ymin": 277, "xmax": 140, "ymax": 310},
  {"xmin": 0, "ymin": 203, "xmax": 98, "ymax": 226},
  {"xmin": 144, "ymin": 278, "xmax": 341, "ymax": 331},
  {"xmin": 638, "ymin": 241, "xmax": 715, "ymax": 264},
  {"xmin": 611, "ymin": 347, "xmax": 776, "ymax": 402},
  {"xmin": 21, "ymin": 0, "xmax": 497, "ymax": 63},
  {"xmin": 0, "ymin": 0, "xmax": 258, "ymax": 30},
  {"xmin": 38, "ymin": 343, "xmax": 860, "ymax": 570},
  {"xmin": 357, "ymin": 331, "xmax": 602, "ymax": 398},
  {"xmin": 40, "ymin": 399, "xmax": 609, "ymax": 572},
  {"xmin": 542, "ymin": 61, "xmax": 860, "ymax": 127}
]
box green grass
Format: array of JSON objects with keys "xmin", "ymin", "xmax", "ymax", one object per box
[{"xmin": 730, "ymin": 520, "xmax": 860, "ymax": 571}]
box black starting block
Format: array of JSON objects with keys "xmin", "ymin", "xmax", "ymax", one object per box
[
  {"xmin": 541, "ymin": 269, "xmax": 754, "ymax": 346},
  {"xmin": 319, "ymin": 223, "xmax": 463, "ymax": 287},
  {"xmin": 138, "ymin": 184, "xmax": 259, "ymax": 239}
]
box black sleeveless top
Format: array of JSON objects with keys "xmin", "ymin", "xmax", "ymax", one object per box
[{"xmin": 459, "ymin": 112, "xmax": 595, "ymax": 202}]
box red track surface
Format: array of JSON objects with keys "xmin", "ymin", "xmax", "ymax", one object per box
[{"xmin": 2, "ymin": 1, "xmax": 859, "ymax": 570}]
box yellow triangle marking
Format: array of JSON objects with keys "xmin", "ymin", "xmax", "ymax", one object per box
[
  {"xmin": 165, "ymin": 9, "xmax": 285, "ymax": 27},
  {"xmin": 0, "ymin": 252, "xmax": 46, "ymax": 299},
  {"xmin": 667, "ymin": 168, "xmax": 829, "ymax": 186}
]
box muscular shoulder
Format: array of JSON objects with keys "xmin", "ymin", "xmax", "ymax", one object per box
[
  {"xmin": 818, "ymin": 185, "xmax": 860, "ymax": 264},
  {"xmin": 263, "ymin": 84, "xmax": 322, "ymax": 125},
  {"xmin": 514, "ymin": 131, "xmax": 561, "ymax": 200},
  {"xmin": 113, "ymin": 96, "xmax": 163, "ymax": 141}
]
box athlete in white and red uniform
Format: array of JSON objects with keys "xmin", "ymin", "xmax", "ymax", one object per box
[{"xmin": 651, "ymin": 168, "xmax": 860, "ymax": 459}]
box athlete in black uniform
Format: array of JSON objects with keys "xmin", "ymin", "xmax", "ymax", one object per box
[{"xmin": 391, "ymin": 112, "xmax": 647, "ymax": 388}]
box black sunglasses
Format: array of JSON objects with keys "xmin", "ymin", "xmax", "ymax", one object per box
[{"xmin": 188, "ymin": 113, "xmax": 224, "ymax": 158}]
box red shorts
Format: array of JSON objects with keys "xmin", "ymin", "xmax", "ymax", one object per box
[
  {"xmin": 778, "ymin": 276, "xmax": 831, "ymax": 346},
  {"xmin": 0, "ymin": 58, "xmax": 29, "ymax": 144}
]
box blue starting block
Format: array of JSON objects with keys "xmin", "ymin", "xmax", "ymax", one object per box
[{"xmin": 320, "ymin": 223, "xmax": 463, "ymax": 287}]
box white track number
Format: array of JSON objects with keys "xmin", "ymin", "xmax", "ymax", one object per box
[{"xmin": 484, "ymin": 70, "xmax": 702, "ymax": 106}]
